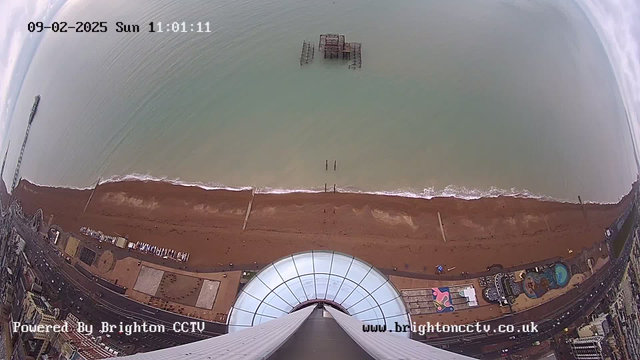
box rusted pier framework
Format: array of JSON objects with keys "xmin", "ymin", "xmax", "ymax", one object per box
[
  {"xmin": 300, "ymin": 40, "xmax": 315, "ymax": 65},
  {"xmin": 349, "ymin": 42, "xmax": 362, "ymax": 69},
  {"xmin": 317, "ymin": 34, "xmax": 362, "ymax": 68}
]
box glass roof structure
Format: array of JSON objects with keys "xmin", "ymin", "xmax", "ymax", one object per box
[{"xmin": 228, "ymin": 251, "xmax": 411, "ymax": 337}]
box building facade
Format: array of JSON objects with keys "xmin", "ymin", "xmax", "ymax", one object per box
[
  {"xmin": 17, "ymin": 291, "xmax": 57, "ymax": 359},
  {"xmin": 569, "ymin": 336, "xmax": 606, "ymax": 360}
]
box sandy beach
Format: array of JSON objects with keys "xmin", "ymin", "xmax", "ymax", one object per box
[{"xmin": 10, "ymin": 179, "xmax": 635, "ymax": 275}]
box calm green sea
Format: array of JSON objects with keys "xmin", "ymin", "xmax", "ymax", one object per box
[{"xmin": 4, "ymin": 0, "xmax": 637, "ymax": 203}]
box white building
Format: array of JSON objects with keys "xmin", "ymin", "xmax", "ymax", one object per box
[
  {"xmin": 569, "ymin": 336, "xmax": 606, "ymax": 360},
  {"xmin": 577, "ymin": 313, "xmax": 609, "ymax": 338}
]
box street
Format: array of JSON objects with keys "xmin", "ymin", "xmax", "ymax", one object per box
[
  {"xmin": 417, "ymin": 219, "xmax": 637, "ymax": 358},
  {"xmin": 15, "ymin": 221, "xmax": 226, "ymax": 354}
]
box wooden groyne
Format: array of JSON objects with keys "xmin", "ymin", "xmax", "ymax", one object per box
[{"xmin": 242, "ymin": 188, "xmax": 256, "ymax": 230}]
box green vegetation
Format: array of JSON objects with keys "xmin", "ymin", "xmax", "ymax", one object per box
[{"xmin": 612, "ymin": 204, "xmax": 636, "ymax": 257}]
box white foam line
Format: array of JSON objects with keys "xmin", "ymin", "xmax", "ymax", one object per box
[
  {"xmin": 21, "ymin": 172, "xmax": 624, "ymax": 205},
  {"xmin": 101, "ymin": 173, "xmax": 252, "ymax": 192},
  {"xmin": 24, "ymin": 180, "xmax": 95, "ymax": 191}
]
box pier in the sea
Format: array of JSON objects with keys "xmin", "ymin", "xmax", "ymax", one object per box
[
  {"xmin": 299, "ymin": 34, "xmax": 362, "ymax": 68},
  {"xmin": 11, "ymin": 95, "xmax": 40, "ymax": 192},
  {"xmin": 300, "ymin": 40, "xmax": 315, "ymax": 65},
  {"xmin": 349, "ymin": 42, "xmax": 362, "ymax": 69},
  {"xmin": 316, "ymin": 34, "xmax": 362, "ymax": 68}
]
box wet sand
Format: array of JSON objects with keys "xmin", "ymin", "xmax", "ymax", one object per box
[{"xmin": 12, "ymin": 179, "xmax": 635, "ymax": 274}]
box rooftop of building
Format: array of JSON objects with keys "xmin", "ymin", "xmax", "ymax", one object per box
[
  {"xmin": 52, "ymin": 319, "xmax": 115, "ymax": 359},
  {"xmin": 28, "ymin": 292, "xmax": 53, "ymax": 316}
]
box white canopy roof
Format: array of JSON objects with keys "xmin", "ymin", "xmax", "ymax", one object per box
[{"xmin": 228, "ymin": 250, "xmax": 411, "ymax": 337}]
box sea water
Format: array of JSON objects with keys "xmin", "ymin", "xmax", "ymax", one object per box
[{"xmin": 4, "ymin": 0, "xmax": 637, "ymax": 203}]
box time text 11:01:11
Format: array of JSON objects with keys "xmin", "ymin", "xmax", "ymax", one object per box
[{"xmin": 149, "ymin": 22, "xmax": 211, "ymax": 33}]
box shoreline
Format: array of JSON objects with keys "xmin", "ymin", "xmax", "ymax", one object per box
[
  {"xmin": 18, "ymin": 172, "xmax": 633, "ymax": 205},
  {"xmin": 11, "ymin": 178, "xmax": 637, "ymax": 275}
]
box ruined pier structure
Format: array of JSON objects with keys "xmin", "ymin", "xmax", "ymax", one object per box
[
  {"xmin": 300, "ymin": 40, "xmax": 315, "ymax": 65},
  {"xmin": 300, "ymin": 34, "xmax": 362, "ymax": 69},
  {"xmin": 319, "ymin": 34, "xmax": 362, "ymax": 69}
]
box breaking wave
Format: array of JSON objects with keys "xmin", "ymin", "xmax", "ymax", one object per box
[
  {"xmin": 100, "ymin": 173, "xmax": 253, "ymax": 192},
  {"xmin": 25, "ymin": 172, "xmax": 588, "ymax": 204}
]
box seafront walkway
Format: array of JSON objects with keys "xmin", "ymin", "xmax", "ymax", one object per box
[
  {"xmin": 49, "ymin": 223, "xmax": 585, "ymax": 280},
  {"xmin": 43, "ymin": 221, "xmax": 613, "ymax": 329},
  {"xmin": 13, "ymin": 205, "xmax": 634, "ymax": 360}
]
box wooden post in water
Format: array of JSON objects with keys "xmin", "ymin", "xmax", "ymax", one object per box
[
  {"xmin": 324, "ymin": 183, "xmax": 327, "ymax": 193},
  {"xmin": 326, "ymin": 160, "xmax": 328, "ymax": 171},
  {"xmin": 334, "ymin": 160, "xmax": 337, "ymax": 171},
  {"xmin": 333, "ymin": 184, "xmax": 336, "ymax": 193},
  {"xmin": 578, "ymin": 195, "xmax": 589, "ymax": 228}
]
